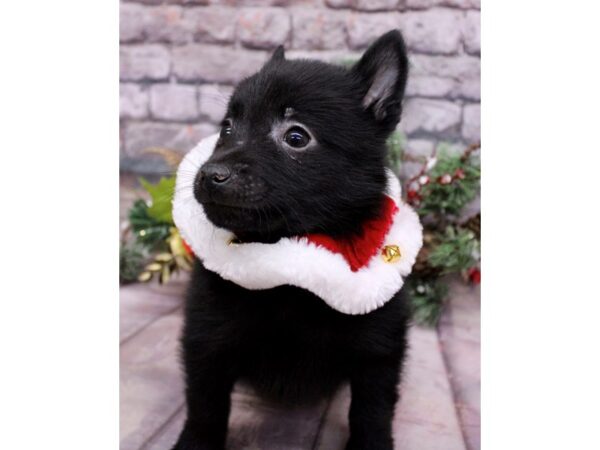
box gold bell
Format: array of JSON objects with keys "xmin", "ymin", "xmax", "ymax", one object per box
[
  {"xmin": 382, "ymin": 245, "xmax": 401, "ymax": 263},
  {"xmin": 228, "ymin": 237, "xmax": 242, "ymax": 246}
]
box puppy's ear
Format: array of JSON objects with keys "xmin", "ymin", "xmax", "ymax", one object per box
[
  {"xmin": 269, "ymin": 45, "xmax": 285, "ymax": 63},
  {"xmin": 352, "ymin": 30, "xmax": 409, "ymax": 127}
]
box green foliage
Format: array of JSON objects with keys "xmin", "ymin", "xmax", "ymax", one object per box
[
  {"xmin": 386, "ymin": 130, "xmax": 404, "ymax": 174},
  {"xmin": 119, "ymin": 241, "xmax": 146, "ymax": 283},
  {"xmin": 122, "ymin": 176, "xmax": 183, "ymax": 284},
  {"xmin": 407, "ymin": 279, "xmax": 448, "ymax": 327},
  {"xmin": 128, "ymin": 199, "xmax": 171, "ymax": 249},
  {"xmin": 139, "ymin": 176, "xmax": 176, "ymax": 223},
  {"xmin": 417, "ymin": 147, "xmax": 480, "ymax": 217},
  {"xmin": 428, "ymin": 226, "xmax": 479, "ymax": 274}
]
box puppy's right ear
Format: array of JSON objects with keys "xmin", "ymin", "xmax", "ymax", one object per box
[
  {"xmin": 269, "ymin": 45, "xmax": 285, "ymax": 63},
  {"xmin": 352, "ymin": 30, "xmax": 409, "ymax": 129}
]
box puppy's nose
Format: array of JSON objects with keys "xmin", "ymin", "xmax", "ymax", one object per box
[{"xmin": 201, "ymin": 163, "xmax": 232, "ymax": 186}]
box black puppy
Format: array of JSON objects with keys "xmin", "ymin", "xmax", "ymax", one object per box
[{"xmin": 173, "ymin": 30, "xmax": 411, "ymax": 450}]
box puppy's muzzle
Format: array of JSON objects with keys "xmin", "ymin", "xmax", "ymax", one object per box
[{"xmin": 194, "ymin": 160, "xmax": 266, "ymax": 207}]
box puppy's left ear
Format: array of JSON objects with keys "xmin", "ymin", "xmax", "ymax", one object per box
[
  {"xmin": 269, "ymin": 45, "xmax": 285, "ymax": 63},
  {"xmin": 352, "ymin": 30, "xmax": 409, "ymax": 127}
]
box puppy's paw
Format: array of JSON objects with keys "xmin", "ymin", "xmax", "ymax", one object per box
[
  {"xmin": 346, "ymin": 435, "xmax": 394, "ymax": 450},
  {"xmin": 170, "ymin": 424, "xmax": 225, "ymax": 450},
  {"xmin": 171, "ymin": 439, "xmax": 223, "ymax": 450}
]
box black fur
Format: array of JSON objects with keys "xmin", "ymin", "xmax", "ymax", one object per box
[{"xmin": 173, "ymin": 30, "xmax": 411, "ymax": 450}]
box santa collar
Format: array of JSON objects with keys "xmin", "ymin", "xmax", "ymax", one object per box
[{"xmin": 173, "ymin": 134, "xmax": 423, "ymax": 315}]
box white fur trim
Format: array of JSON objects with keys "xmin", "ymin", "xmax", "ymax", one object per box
[{"xmin": 173, "ymin": 134, "xmax": 423, "ymax": 315}]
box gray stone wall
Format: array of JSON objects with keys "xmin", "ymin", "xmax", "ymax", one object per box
[{"xmin": 120, "ymin": 0, "xmax": 480, "ymax": 174}]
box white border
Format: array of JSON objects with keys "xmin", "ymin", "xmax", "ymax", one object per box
[
  {"xmin": 0, "ymin": 1, "xmax": 118, "ymax": 448},
  {"xmin": 484, "ymin": 1, "xmax": 600, "ymax": 448}
]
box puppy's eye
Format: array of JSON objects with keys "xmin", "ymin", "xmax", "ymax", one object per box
[
  {"xmin": 220, "ymin": 119, "xmax": 233, "ymax": 137},
  {"xmin": 284, "ymin": 127, "xmax": 310, "ymax": 148}
]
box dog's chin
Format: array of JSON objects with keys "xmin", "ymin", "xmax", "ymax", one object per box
[{"xmin": 201, "ymin": 202, "xmax": 292, "ymax": 244}]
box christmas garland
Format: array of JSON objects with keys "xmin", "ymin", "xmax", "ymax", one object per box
[
  {"xmin": 120, "ymin": 176, "xmax": 194, "ymax": 284},
  {"xmin": 392, "ymin": 136, "xmax": 481, "ymax": 325},
  {"xmin": 120, "ymin": 134, "xmax": 480, "ymax": 326}
]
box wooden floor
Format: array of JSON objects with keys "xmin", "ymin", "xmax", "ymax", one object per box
[{"xmin": 119, "ymin": 276, "xmax": 479, "ymax": 450}]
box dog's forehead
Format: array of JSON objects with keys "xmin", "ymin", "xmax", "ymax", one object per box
[
  {"xmin": 230, "ymin": 79, "xmax": 289, "ymax": 115},
  {"xmin": 230, "ymin": 61, "xmax": 352, "ymax": 119}
]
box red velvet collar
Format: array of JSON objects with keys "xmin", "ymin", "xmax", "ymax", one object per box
[{"xmin": 305, "ymin": 196, "xmax": 398, "ymax": 272}]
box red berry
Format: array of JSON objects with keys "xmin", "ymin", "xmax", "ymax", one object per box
[
  {"xmin": 438, "ymin": 173, "xmax": 452, "ymax": 185},
  {"xmin": 407, "ymin": 189, "xmax": 421, "ymax": 204},
  {"xmin": 454, "ymin": 168, "xmax": 466, "ymax": 180},
  {"xmin": 468, "ymin": 267, "xmax": 481, "ymax": 284}
]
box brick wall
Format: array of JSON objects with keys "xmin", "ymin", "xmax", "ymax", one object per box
[{"xmin": 120, "ymin": 0, "xmax": 480, "ymax": 175}]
